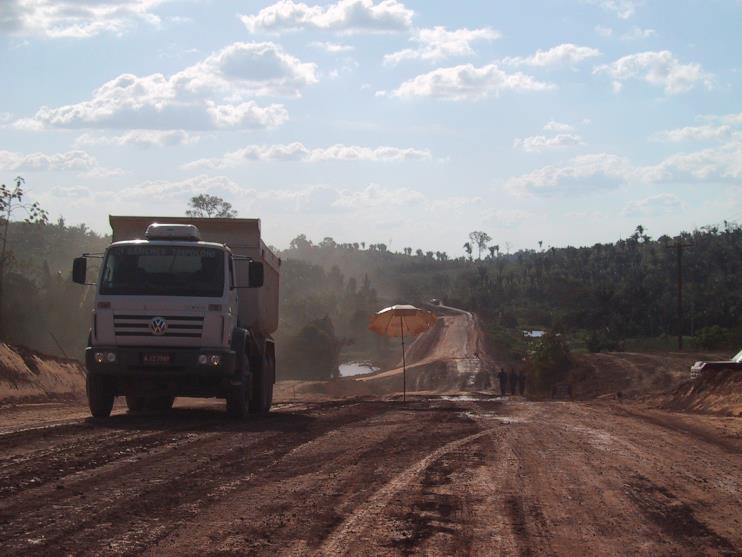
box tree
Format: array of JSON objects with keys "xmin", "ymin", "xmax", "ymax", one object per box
[
  {"xmin": 0, "ymin": 176, "xmax": 49, "ymax": 338},
  {"xmin": 186, "ymin": 194, "xmax": 237, "ymax": 218},
  {"xmin": 463, "ymin": 242, "xmax": 473, "ymax": 261},
  {"xmin": 469, "ymin": 231, "xmax": 491, "ymax": 260}
]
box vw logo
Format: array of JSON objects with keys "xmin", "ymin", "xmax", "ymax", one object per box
[{"xmin": 150, "ymin": 317, "xmax": 168, "ymax": 336}]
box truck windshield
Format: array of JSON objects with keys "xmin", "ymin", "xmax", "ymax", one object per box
[{"xmin": 100, "ymin": 245, "xmax": 225, "ymax": 297}]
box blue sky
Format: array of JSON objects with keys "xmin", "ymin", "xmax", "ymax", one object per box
[{"xmin": 1, "ymin": 0, "xmax": 741, "ymax": 254}]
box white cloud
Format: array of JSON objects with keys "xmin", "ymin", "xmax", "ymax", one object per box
[
  {"xmin": 653, "ymin": 124, "xmax": 735, "ymax": 143},
  {"xmin": 505, "ymin": 132, "xmax": 742, "ymax": 198},
  {"xmin": 333, "ymin": 183, "xmax": 424, "ymax": 208},
  {"xmin": 0, "ymin": 149, "xmax": 97, "ymax": 171},
  {"xmin": 240, "ymin": 0, "xmax": 414, "ymax": 33},
  {"xmin": 513, "ymin": 133, "xmax": 584, "ymax": 152},
  {"xmin": 383, "ymin": 26, "xmax": 500, "ymax": 65},
  {"xmin": 623, "ymin": 193, "xmax": 682, "ymax": 216},
  {"xmin": 308, "ymin": 41, "xmax": 354, "ymax": 53},
  {"xmin": 639, "ymin": 141, "xmax": 742, "ymax": 183},
  {"xmin": 75, "ymin": 129, "xmax": 199, "ymax": 148},
  {"xmin": 17, "ymin": 42, "xmax": 310, "ymax": 130},
  {"xmin": 81, "ymin": 166, "xmax": 126, "ymax": 178},
  {"xmin": 172, "ymin": 42, "xmax": 318, "ymax": 98},
  {"xmin": 184, "ymin": 142, "xmax": 432, "ymax": 169},
  {"xmin": 702, "ymin": 112, "xmax": 742, "ymax": 126},
  {"xmin": 116, "ymin": 174, "xmax": 245, "ymax": 201},
  {"xmin": 586, "ymin": 0, "xmax": 641, "ymax": 19},
  {"xmin": 504, "ymin": 153, "xmax": 633, "ymax": 197},
  {"xmin": 594, "ymin": 25, "xmax": 613, "ymax": 37},
  {"xmin": 390, "ymin": 63, "xmax": 556, "ymax": 101},
  {"xmin": 0, "ymin": 0, "xmax": 166, "ymax": 38},
  {"xmin": 621, "ymin": 26, "xmax": 656, "ymax": 41},
  {"xmin": 483, "ymin": 208, "xmax": 534, "ymax": 228},
  {"xmin": 594, "ymin": 50, "xmax": 714, "ymax": 94},
  {"xmin": 503, "ymin": 43, "xmax": 601, "ymax": 68},
  {"xmin": 543, "ymin": 120, "xmax": 574, "ymax": 132}
]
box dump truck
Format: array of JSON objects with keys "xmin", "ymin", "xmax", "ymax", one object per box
[
  {"xmin": 690, "ymin": 348, "xmax": 742, "ymax": 379},
  {"xmin": 72, "ymin": 216, "xmax": 280, "ymax": 418}
]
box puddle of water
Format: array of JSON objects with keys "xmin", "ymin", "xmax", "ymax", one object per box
[
  {"xmin": 459, "ymin": 411, "xmax": 527, "ymax": 423},
  {"xmin": 440, "ymin": 395, "xmax": 504, "ymax": 401},
  {"xmin": 339, "ymin": 362, "xmax": 379, "ymax": 377}
]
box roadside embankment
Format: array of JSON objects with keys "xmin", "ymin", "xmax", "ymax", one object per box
[
  {"xmin": 654, "ymin": 369, "xmax": 742, "ymax": 417},
  {"xmin": 0, "ymin": 343, "xmax": 86, "ymax": 405},
  {"xmin": 568, "ymin": 351, "xmax": 726, "ymax": 399}
]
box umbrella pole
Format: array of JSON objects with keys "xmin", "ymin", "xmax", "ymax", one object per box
[{"xmin": 400, "ymin": 315, "xmax": 406, "ymax": 403}]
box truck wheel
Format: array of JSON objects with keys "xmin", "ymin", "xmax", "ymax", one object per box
[
  {"xmin": 87, "ymin": 375, "xmax": 114, "ymax": 418},
  {"xmin": 250, "ymin": 355, "xmax": 273, "ymax": 414},
  {"xmin": 226, "ymin": 383, "xmax": 249, "ymax": 418},
  {"xmin": 125, "ymin": 396, "xmax": 147, "ymax": 413},
  {"xmin": 227, "ymin": 354, "xmax": 250, "ymax": 419}
]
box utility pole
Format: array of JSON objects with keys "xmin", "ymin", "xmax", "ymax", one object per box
[{"xmin": 668, "ymin": 240, "xmax": 692, "ymax": 350}]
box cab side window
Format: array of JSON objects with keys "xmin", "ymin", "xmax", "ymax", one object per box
[{"xmin": 228, "ymin": 256, "xmax": 235, "ymax": 289}]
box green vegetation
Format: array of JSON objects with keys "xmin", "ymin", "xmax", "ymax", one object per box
[
  {"xmin": 526, "ymin": 332, "xmax": 573, "ymax": 394},
  {"xmin": 0, "ymin": 186, "xmax": 739, "ymax": 382}
]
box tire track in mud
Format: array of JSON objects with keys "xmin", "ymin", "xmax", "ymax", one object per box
[
  {"xmin": 0, "ymin": 417, "xmax": 230, "ymax": 497},
  {"xmin": 0, "ymin": 401, "xmax": 385, "ymax": 556},
  {"xmin": 625, "ymin": 474, "xmax": 738, "ymax": 556},
  {"xmin": 316, "ymin": 428, "xmax": 494, "ymax": 556},
  {"xmin": 140, "ymin": 400, "xmax": 479, "ymax": 557}
]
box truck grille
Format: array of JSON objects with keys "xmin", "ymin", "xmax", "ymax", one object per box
[{"xmin": 113, "ymin": 315, "xmax": 204, "ymax": 338}]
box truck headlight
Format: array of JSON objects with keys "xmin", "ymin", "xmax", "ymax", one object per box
[
  {"xmin": 198, "ymin": 354, "xmax": 221, "ymax": 366},
  {"xmin": 94, "ymin": 351, "xmax": 116, "ymax": 364}
]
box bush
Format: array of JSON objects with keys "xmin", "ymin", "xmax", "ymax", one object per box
[
  {"xmin": 693, "ymin": 325, "xmax": 731, "ymax": 350},
  {"xmin": 586, "ymin": 329, "xmax": 625, "ymax": 353},
  {"xmin": 527, "ymin": 332, "xmax": 572, "ymax": 393},
  {"xmin": 280, "ymin": 316, "xmax": 341, "ymax": 380}
]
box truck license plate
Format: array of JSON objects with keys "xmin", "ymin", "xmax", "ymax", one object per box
[{"xmin": 142, "ymin": 352, "xmax": 172, "ymax": 365}]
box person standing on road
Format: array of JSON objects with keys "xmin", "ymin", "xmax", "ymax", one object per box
[
  {"xmin": 497, "ymin": 367, "xmax": 508, "ymax": 396},
  {"xmin": 518, "ymin": 370, "xmax": 527, "ymax": 396},
  {"xmin": 509, "ymin": 368, "xmax": 518, "ymax": 396}
]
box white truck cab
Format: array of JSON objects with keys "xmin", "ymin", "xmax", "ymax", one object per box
[{"xmin": 73, "ymin": 217, "xmax": 280, "ymax": 419}]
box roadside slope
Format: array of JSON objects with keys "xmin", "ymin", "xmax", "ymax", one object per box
[{"xmin": 0, "ymin": 343, "xmax": 85, "ymax": 404}]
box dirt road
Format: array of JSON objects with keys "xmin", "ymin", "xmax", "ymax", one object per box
[
  {"xmin": 0, "ymin": 395, "xmax": 740, "ymax": 556},
  {"xmin": 1, "ymin": 312, "xmax": 740, "ymax": 556}
]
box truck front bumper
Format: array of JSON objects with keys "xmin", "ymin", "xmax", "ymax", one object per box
[{"xmin": 85, "ymin": 346, "xmax": 239, "ymax": 398}]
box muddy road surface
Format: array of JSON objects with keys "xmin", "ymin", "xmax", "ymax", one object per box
[{"xmin": 0, "ymin": 396, "xmax": 740, "ymax": 556}]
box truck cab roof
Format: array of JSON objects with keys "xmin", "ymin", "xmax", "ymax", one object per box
[{"xmin": 109, "ymin": 239, "xmax": 232, "ymax": 252}]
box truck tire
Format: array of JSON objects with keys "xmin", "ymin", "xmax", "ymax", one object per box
[
  {"xmin": 226, "ymin": 383, "xmax": 249, "ymax": 418},
  {"xmin": 250, "ymin": 354, "xmax": 273, "ymax": 414},
  {"xmin": 87, "ymin": 374, "xmax": 114, "ymax": 418},
  {"xmin": 226, "ymin": 355, "xmax": 250, "ymax": 419}
]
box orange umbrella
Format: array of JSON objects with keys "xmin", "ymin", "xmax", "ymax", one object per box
[{"xmin": 369, "ymin": 305, "xmax": 436, "ymax": 401}]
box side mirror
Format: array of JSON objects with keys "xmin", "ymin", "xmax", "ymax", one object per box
[
  {"xmin": 72, "ymin": 257, "xmax": 87, "ymax": 285},
  {"xmin": 248, "ymin": 261, "xmax": 264, "ymax": 288}
]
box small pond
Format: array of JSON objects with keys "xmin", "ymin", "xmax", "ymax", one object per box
[{"xmin": 338, "ymin": 362, "xmax": 380, "ymax": 377}]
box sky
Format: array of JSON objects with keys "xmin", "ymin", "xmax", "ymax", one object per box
[{"xmin": 1, "ymin": 0, "xmax": 741, "ymax": 255}]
